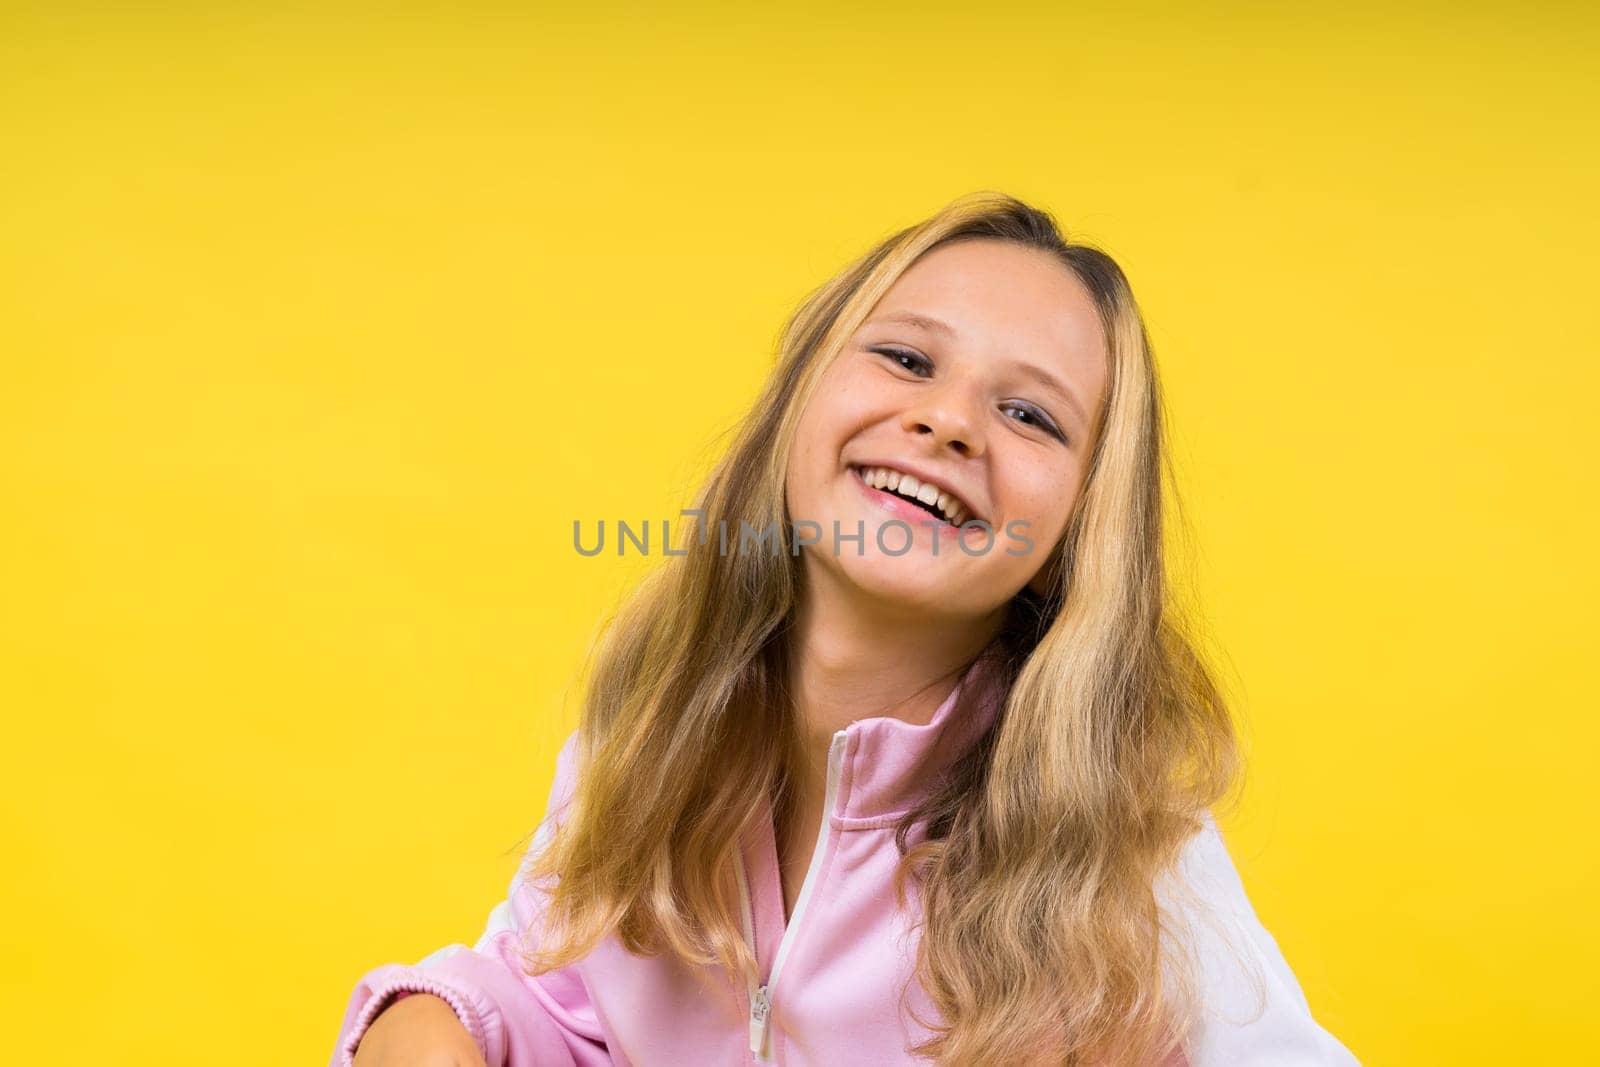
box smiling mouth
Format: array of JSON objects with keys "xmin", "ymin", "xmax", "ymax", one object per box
[{"xmin": 848, "ymin": 464, "xmax": 976, "ymax": 525}]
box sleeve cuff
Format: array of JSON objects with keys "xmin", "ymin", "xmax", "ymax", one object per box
[{"xmin": 336, "ymin": 965, "xmax": 500, "ymax": 1067}]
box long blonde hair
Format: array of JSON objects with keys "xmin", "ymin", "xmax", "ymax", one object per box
[{"xmin": 517, "ymin": 191, "xmax": 1244, "ymax": 1065}]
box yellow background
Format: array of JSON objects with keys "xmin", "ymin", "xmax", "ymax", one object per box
[{"xmin": 2, "ymin": 4, "xmax": 1594, "ymax": 1063}]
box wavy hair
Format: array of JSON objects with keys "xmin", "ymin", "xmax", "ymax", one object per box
[{"xmin": 516, "ymin": 191, "xmax": 1247, "ymax": 1065}]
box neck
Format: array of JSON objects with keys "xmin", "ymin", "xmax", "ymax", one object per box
[{"xmin": 784, "ymin": 562, "xmax": 1005, "ymax": 778}]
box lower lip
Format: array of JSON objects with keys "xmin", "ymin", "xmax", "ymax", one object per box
[{"xmin": 848, "ymin": 466, "xmax": 965, "ymax": 540}]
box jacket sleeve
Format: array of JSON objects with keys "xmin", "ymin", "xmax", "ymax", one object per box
[
  {"xmin": 329, "ymin": 729, "xmax": 610, "ymax": 1067},
  {"xmin": 1158, "ymin": 811, "xmax": 1363, "ymax": 1066}
]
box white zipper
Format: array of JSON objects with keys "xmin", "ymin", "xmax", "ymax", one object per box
[
  {"xmin": 739, "ymin": 729, "xmax": 849, "ymax": 1064},
  {"xmin": 734, "ymin": 848, "xmax": 767, "ymax": 1056}
]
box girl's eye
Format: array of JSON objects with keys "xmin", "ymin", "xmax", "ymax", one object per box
[
  {"xmin": 870, "ymin": 345, "xmax": 932, "ymax": 377},
  {"xmin": 1002, "ymin": 402, "xmax": 1068, "ymax": 445}
]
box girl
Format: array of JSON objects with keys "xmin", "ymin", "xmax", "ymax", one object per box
[{"xmin": 331, "ymin": 192, "xmax": 1361, "ymax": 1066}]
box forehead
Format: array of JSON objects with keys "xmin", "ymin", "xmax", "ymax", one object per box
[{"xmin": 867, "ymin": 239, "xmax": 1108, "ymax": 385}]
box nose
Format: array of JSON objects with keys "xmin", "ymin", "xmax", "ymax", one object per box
[{"xmin": 900, "ymin": 376, "xmax": 986, "ymax": 458}]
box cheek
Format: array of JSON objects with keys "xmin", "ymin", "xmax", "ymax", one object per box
[
  {"xmin": 793, "ymin": 366, "xmax": 886, "ymax": 463},
  {"xmin": 997, "ymin": 459, "xmax": 1081, "ymax": 544},
  {"xmin": 787, "ymin": 383, "xmax": 859, "ymax": 506}
]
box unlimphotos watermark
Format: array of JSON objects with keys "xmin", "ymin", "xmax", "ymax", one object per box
[{"xmin": 573, "ymin": 510, "xmax": 1035, "ymax": 558}]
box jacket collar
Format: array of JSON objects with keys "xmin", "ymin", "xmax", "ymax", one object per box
[
  {"xmin": 730, "ymin": 652, "xmax": 1010, "ymax": 987},
  {"xmin": 829, "ymin": 651, "xmax": 1006, "ymax": 828}
]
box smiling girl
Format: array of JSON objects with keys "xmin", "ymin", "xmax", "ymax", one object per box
[{"xmin": 333, "ymin": 192, "xmax": 1360, "ymax": 1066}]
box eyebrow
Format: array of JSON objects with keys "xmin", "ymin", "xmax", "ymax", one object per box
[
  {"xmin": 874, "ymin": 311, "xmax": 958, "ymax": 337},
  {"xmin": 866, "ymin": 311, "xmax": 1090, "ymax": 428}
]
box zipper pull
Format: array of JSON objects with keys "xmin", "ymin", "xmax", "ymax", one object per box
[{"xmin": 748, "ymin": 983, "xmax": 771, "ymax": 1055}]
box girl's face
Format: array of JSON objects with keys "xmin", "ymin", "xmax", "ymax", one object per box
[{"xmin": 784, "ymin": 237, "xmax": 1109, "ymax": 621}]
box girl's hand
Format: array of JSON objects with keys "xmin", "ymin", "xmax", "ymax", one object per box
[{"xmin": 351, "ymin": 992, "xmax": 490, "ymax": 1067}]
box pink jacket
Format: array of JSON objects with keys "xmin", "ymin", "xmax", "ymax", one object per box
[{"xmin": 331, "ymin": 663, "xmax": 1362, "ymax": 1065}]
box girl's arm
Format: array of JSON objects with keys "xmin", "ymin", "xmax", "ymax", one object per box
[
  {"xmin": 1159, "ymin": 811, "xmax": 1363, "ymax": 1065},
  {"xmin": 329, "ymin": 730, "xmax": 610, "ymax": 1067}
]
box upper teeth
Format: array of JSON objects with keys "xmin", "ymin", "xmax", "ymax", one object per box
[{"xmin": 856, "ymin": 466, "xmax": 970, "ymax": 525}]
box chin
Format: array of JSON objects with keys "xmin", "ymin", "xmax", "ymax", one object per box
[{"xmin": 834, "ymin": 552, "xmax": 968, "ymax": 616}]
